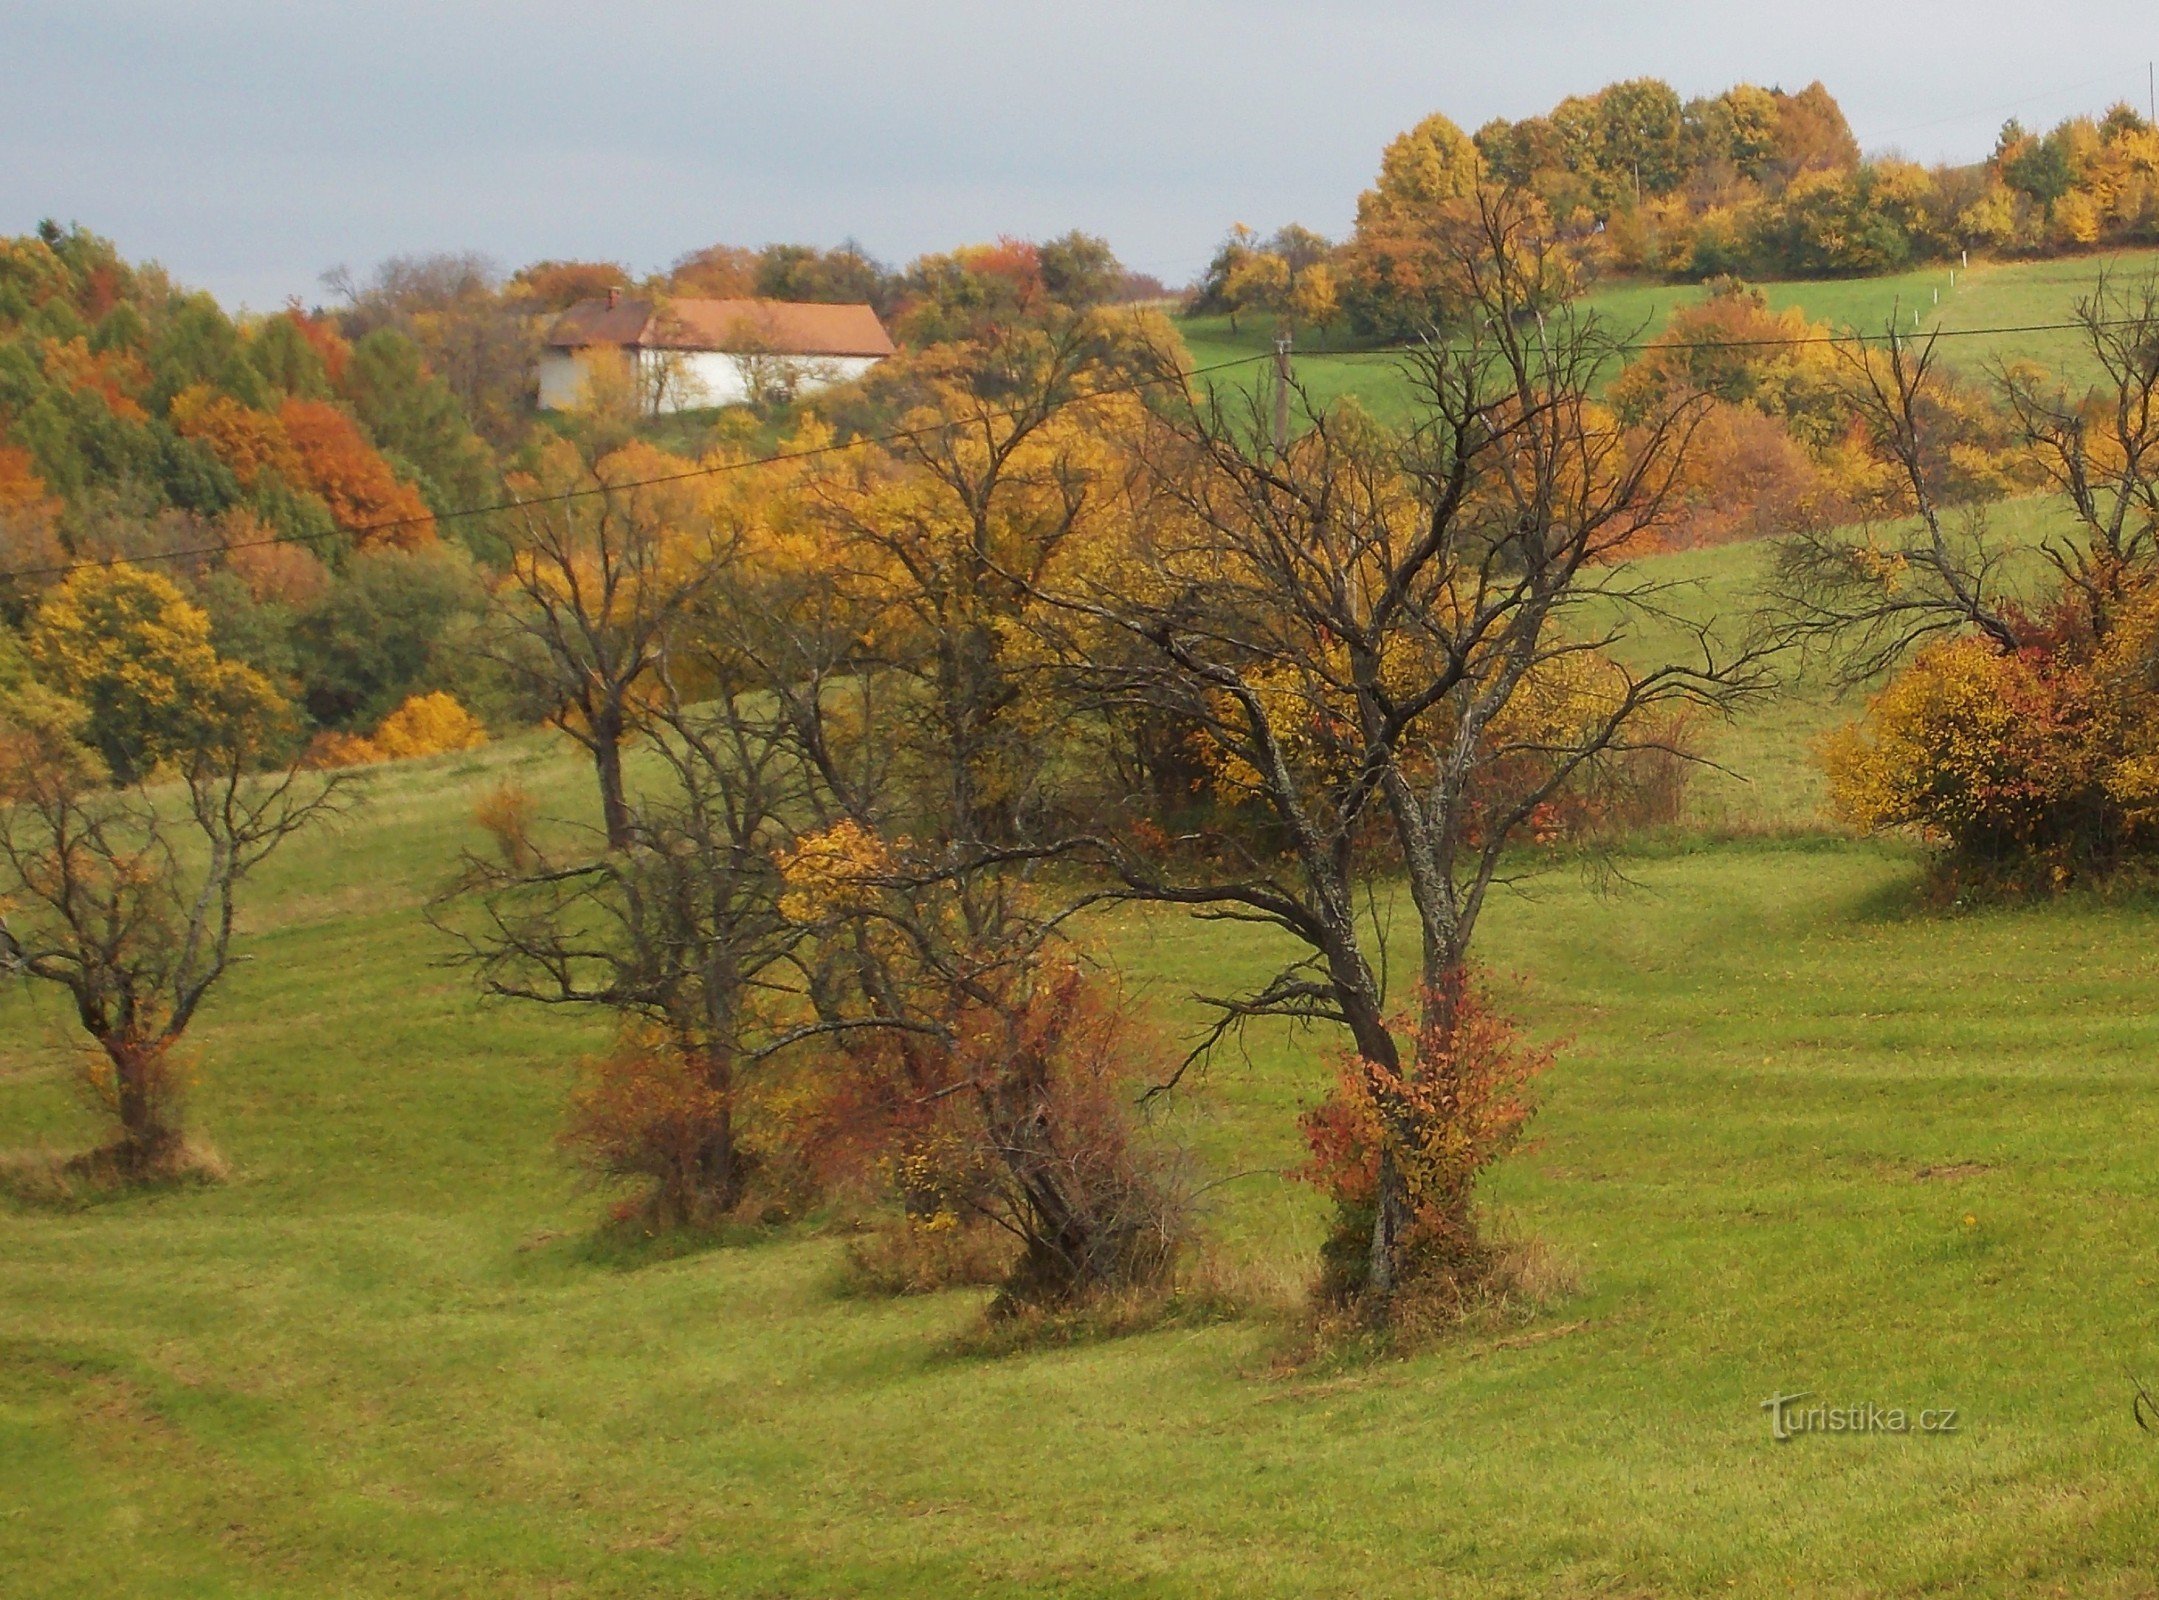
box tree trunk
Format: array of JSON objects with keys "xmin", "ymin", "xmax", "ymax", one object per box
[
  {"xmin": 592, "ymin": 716, "xmax": 631, "ymax": 850},
  {"xmin": 1366, "ymin": 1146, "xmax": 1410, "ymax": 1301},
  {"xmin": 108, "ymin": 1038, "xmax": 179, "ymax": 1175},
  {"xmin": 1330, "ymin": 973, "xmax": 1417, "ymax": 1308},
  {"xmin": 691, "ymin": 1049, "xmax": 744, "ymax": 1219}
]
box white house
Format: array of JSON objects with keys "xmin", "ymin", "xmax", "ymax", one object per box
[{"xmin": 537, "ymin": 291, "xmax": 896, "ymax": 413}]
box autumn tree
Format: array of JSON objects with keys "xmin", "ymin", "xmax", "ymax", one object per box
[
  {"xmin": 1340, "ymin": 112, "xmax": 1486, "ymax": 336},
  {"xmin": 489, "ymin": 439, "xmax": 720, "ymax": 847},
  {"xmin": 1287, "ymin": 263, "xmax": 1341, "ymax": 344},
  {"xmin": 508, "ymin": 259, "xmax": 631, "ymax": 313},
  {"xmin": 28, "ymin": 563, "xmax": 289, "ymax": 781},
  {"xmin": 752, "ymin": 241, "xmax": 899, "ymax": 317},
  {"xmin": 1775, "ymin": 279, "xmax": 2159, "ymax": 677},
  {"xmin": 1036, "ymin": 231, "xmax": 1127, "ymax": 310},
  {"xmin": 324, "ymin": 252, "xmax": 535, "ymax": 447},
  {"xmin": 1034, "ymin": 192, "xmax": 1768, "ymax": 1315},
  {"xmin": 438, "ymin": 651, "xmax": 802, "ymax": 1225},
  {"xmin": 0, "ymin": 688, "xmax": 344, "ymax": 1178},
  {"xmin": 733, "ymin": 319, "xmax": 1190, "ymax": 1307},
  {"xmin": 1788, "ymin": 276, "xmax": 2159, "ymax": 878},
  {"xmin": 340, "ymin": 327, "xmax": 498, "ymax": 522},
  {"xmin": 665, "ymin": 243, "xmax": 759, "ymax": 299}
]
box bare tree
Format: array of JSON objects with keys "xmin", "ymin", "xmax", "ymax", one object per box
[
  {"xmin": 1775, "ymin": 274, "xmax": 2159, "ymax": 675},
  {"xmin": 1034, "ymin": 192, "xmax": 1772, "ymax": 1308},
  {"xmin": 1998, "ymin": 274, "xmax": 2159, "ymax": 633},
  {"xmin": 435, "ymin": 667, "xmax": 802, "ymax": 1222},
  {"xmin": 721, "ymin": 312, "xmax": 819, "ymax": 415},
  {"xmin": 0, "ymin": 707, "xmax": 345, "ymax": 1175},
  {"xmin": 324, "ymin": 252, "xmax": 538, "ymax": 446}
]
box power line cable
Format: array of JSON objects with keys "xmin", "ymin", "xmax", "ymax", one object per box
[
  {"xmin": 1298, "ymin": 315, "xmax": 2153, "ymax": 360},
  {"xmin": 1865, "ymin": 70, "xmax": 2128, "ymax": 144}
]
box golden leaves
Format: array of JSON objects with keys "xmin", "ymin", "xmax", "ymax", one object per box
[{"xmin": 777, "ymin": 820, "xmax": 895, "ymax": 924}]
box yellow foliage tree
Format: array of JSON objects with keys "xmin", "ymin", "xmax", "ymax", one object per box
[
  {"xmin": 28, "ymin": 563, "xmax": 287, "ymax": 781},
  {"xmin": 371, "ymin": 691, "xmax": 489, "ymax": 760}
]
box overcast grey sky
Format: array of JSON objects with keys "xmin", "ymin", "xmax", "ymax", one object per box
[{"xmin": 7, "ymin": 1, "xmax": 2157, "ymax": 309}]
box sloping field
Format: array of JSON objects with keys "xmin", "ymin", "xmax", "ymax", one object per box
[
  {"xmin": 5, "ymin": 533, "xmax": 2159, "ymax": 1597},
  {"xmin": 1179, "ymin": 248, "xmax": 2159, "ymax": 426}
]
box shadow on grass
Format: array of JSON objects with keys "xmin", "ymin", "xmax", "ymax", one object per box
[
  {"xmin": 1845, "ymin": 856, "xmax": 2159, "ymax": 925},
  {"xmin": 509, "ymin": 1203, "xmax": 813, "ymax": 1277},
  {"xmin": 925, "ymin": 1277, "xmax": 1255, "ymax": 1365},
  {"xmin": 1843, "ymin": 867, "xmax": 1938, "ymax": 926}
]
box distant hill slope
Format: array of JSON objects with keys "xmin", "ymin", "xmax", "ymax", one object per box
[{"xmin": 1177, "ymin": 247, "xmax": 2159, "ymax": 425}]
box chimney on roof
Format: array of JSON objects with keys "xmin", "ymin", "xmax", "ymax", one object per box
[{"xmin": 606, "ymin": 286, "xmax": 620, "ymax": 309}]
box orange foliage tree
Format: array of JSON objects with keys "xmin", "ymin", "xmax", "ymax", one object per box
[{"xmin": 277, "ymin": 398, "xmax": 435, "ymax": 548}]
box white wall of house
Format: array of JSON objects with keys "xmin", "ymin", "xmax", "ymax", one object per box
[
  {"xmin": 535, "ymin": 350, "xmax": 592, "ymax": 411},
  {"xmin": 537, "ymin": 348, "xmax": 882, "ymax": 413}
]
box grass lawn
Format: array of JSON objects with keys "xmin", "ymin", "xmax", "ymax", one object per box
[
  {"xmin": 1178, "ymin": 247, "xmax": 2159, "ymax": 427},
  {"xmin": 7, "ymin": 534, "xmax": 2159, "ymax": 1596}
]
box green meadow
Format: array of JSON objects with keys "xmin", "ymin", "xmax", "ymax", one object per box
[
  {"xmin": 1179, "ymin": 247, "xmax": 2159, "ymax": 426},
  {"xmin": 7, "ymin": 525, "xmax": 2159, "ymax": 1595}
]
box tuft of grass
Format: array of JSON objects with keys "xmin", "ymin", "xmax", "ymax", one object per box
[{"xmin": 0, "ymin": 1136, "xmax": 229, "ymax": 1210}]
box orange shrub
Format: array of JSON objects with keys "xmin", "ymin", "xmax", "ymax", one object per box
[
  {"xmin": 301, "ymin": 730, "xmax": 382, "ymax": 769},
  {"xmin": 1299, "ymin": 972, "xmax": 1550, "ymax": 1306},
  {"xmin": 561, "ymin": 1027, "xmax": 743, "ymax": 1228},
  {"xmin": 471, "ymin": 780, "xmax": 538, "ymax": 869},
  {"xmin": 1660, "ymin": 402, "xmax": 1851, "ymax": 549},
  {"xmin": 1823, "ymin": 583, "xmax": 2159, "ymax": 878}
]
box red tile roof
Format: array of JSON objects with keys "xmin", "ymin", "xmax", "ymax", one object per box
[{"xmin": 546, "ymin": 297, "xmax": 895, "ymax": 358}]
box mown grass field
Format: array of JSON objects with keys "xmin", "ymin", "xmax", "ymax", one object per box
[
  {"xmin": 7, "ymin": 526, "xmax": 2159, "ymax": 1596},
  {"xmin": 1178, "ymin": 247, "xmax": 2159, "ymax": 427}
]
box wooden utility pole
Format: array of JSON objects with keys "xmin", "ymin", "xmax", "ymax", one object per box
[{"xmin": 1272, "ymin": 331, "xmax": 1292, "ymax": 457}]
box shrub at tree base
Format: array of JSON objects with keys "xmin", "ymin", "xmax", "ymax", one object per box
[
  {"xmin": 968, "ymin": 969, "xmax": 1189, "ymax": 1316},
  {"xmin": 1825, "ymin": 583, "xmax": 2159, "ymax": 882},
  {"xmin": 808, "ymin": 963, "xmax": 1190, "ymax": 1315},
  {"xmin": 562, "ymin": 1026, "xmax": 758, "ymax": 1231},
  {"xmin": 1298, "ymin": 974, "xmax": 1550, "ymax": 1321},
  {"xmin": 842, "ymin": 1205, "xmax": 1019, "ymax": 1298}
]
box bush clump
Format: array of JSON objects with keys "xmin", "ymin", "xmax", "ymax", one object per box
[{"xmin": 1826, "ymin": 582, "xmax": 2159, "ymax": 882}]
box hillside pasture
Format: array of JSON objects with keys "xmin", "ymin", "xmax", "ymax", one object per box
[
  {"xmin": 5, "ymin": 532, "xmax": 2159, "ymax": 1596},
  {"xmin": 1179, "ymin": 247, "xmax": 2159, "ymax": 426}
]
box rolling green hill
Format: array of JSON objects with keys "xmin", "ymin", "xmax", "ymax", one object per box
[
  {"xmin": 1179, "ymin": 248, "xmax": 2159, "ymax": 426},
  {"xmin": 5, "ymin": 530, "xmax": 2159, "ymax": 1596}
]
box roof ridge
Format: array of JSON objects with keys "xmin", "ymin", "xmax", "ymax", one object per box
[{"xmin": 546, "ymin": 295, "xmax": 895, "ymax": 358}]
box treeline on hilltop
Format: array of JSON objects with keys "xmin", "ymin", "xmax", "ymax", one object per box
[
  {"xmin": 1198, "ymin": 79, "xmax": 2159, "ymax": 338},
  {"xmin": 0, "ymin": 223, "xmax": 1169, "ymax": 770}
]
